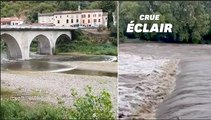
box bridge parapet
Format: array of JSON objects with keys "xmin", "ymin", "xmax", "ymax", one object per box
[{"xmin": 1, "ymin": 25, "xmax": 77, "ymax": 31}]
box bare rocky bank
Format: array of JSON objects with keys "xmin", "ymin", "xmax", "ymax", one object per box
[{"xmin": 1, "ymin": 61, "xmax": 117, "ymax": 115}]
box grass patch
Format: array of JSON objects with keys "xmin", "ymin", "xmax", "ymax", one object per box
[
  {"xmin": 1, "ymin": 99, "xmax": 67, "ymax": 120},
  {"xmin": 56, "ymin": 42, "xmax": 117, "ymax": 56}
]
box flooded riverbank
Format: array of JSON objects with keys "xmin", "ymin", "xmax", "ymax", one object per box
[{"xmin": 119, "ymin": 42, "xmax": 211, "ymax": 119}]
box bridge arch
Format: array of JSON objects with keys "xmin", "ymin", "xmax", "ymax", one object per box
[
  {"xmin": 54, "ymin": 33, "xmax": 72, "ymax": 53},
  {"xmin": 0, "ymin": 33, "xmax": 23, "ymax": 59},
  {"xmin": 30, "ymin": 34, "xmax": 52, "ymax": 55}
]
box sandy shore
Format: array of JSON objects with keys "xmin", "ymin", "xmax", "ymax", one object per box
[
  {"xmin": 50, "ymin": 61, "xmax": 117, "ymax": 73},
  {"xmin": 118, "ymin": 53, "xmax": 179, "ymax": 119}
]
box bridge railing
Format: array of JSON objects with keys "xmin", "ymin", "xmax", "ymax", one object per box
[{"xmin": 1, "ymin": 25, "xmax": 78, "ymax": 30}]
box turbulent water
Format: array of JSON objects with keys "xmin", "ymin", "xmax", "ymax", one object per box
[
  {"xmin": 120, "ymin": 42, "xmax": 211, "ymax": 119},
  {"xmin": 157, "ymin": 57, "xmax": 211, "ymax": 119}
]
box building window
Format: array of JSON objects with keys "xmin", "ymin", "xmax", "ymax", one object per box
[
  {"xmin": 58, "ymin": 20, "xmax": 60, "ymax": 24},
  {"xmin": 98, "ymin": 14, "xmax": 101, "ymax": 17},
  {"xmin": 56, "ymin": 16, "xmax": 57, "ymax": 18},
  {"xmin": 66, "ymin": 19, "xmax": 69, "ymax": 23},
  {"xmin": 98, "ymin": 19, "xmax": 100, "ymax": 22},
  {"xmin": 88, "ymin": 14, "xmax": 90, "ymax": 18},
  {"xmin": 93, "ymin": 14, "xmax": 96, "ymax": 17},
  {"xmin": 88, "ymin": 19, "xmax": 90, "ymax": 23},
  {"xmin": 94, "ymin": 19, "xmax": 97, "ymax": 22},
  {"xmin": 71, "ymin": 19, "xmax": 73, "ymax": 23},
  {"xmin": 76, "ymin": 19, "xmax": 79, "ymax": 23},
  {"xmin": 60, "ymin": 16, "xmax": 62, "ymax": 18},
  {"xmin": 83, "ymin": 20, "xmax": 85, "ymax": 23}
]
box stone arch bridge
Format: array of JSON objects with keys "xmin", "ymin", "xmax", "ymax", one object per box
[{"xmin": 1, "ymin": 26, "xmax": 77, "ymax": 60}]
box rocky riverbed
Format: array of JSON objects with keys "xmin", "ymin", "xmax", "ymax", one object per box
[{"xmin": 1, "ymin": 59, "xmax": 117, "ymax": 116}]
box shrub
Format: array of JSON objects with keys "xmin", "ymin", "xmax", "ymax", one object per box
[
  {"xmin": 110, "ymin": 37, "xmax": 117, "ymax": 46},
  {"xmin": 69, "ymin": 86, "xmax": 115, "ymax": 120},
  {"xmin": 97, "ymin": 25, "xmax": 107, "ymax": 32},
  {"xmin": 0, "ymin": 99, "xmax": 26, "ymax": 119}
]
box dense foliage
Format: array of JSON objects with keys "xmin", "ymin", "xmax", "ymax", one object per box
[
  {"xmin": 120, "ymin": 1, "xmax": 211, "ymax": 44},
  {"xmin": 55, "ymin": 30, "xmax": 117, "ymax": 56},
  {"xmin": 0, "ymin": 87, "xmax": 115, "ymax": 120},
  {"xmin": 0, "ymin": 41, "xmax": 6, "ymax": 53}
]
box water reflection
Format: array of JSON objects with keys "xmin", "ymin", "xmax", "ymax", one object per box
[
  {"xmin": 31, "ymin": 54, "xmax": 117, "ymax": 62},
  {"xmin": 1, "ymin": 60, "xmax": 70, "ymax": 71}
]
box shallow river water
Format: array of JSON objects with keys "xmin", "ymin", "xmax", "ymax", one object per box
[
  {"xmin": 120, "ymin": 42, "xmax": 211, "ymax": 119},
  {"xmin": 1, "ymin": 53, "xmax": 117, "ymax": 77}
]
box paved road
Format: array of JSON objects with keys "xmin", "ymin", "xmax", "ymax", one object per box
[{"xmin": 120, "ymin": 43, "xmax": 211, "ymax": 119}]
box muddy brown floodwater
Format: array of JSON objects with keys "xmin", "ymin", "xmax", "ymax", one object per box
[{"xmin": 119, "ymin": 42, "xmax": 211, "ymax": 119}]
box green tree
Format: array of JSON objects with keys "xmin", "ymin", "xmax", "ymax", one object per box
[
  {"xmin": 27, "ymin": 2, "xmax": 56, "ymax": 23},
  {"xmin": 120, "ymin": 1, "xmax": 211, "ymax": 44},
  {"xmin": 57, "ymin": 1, "xmax": 79, "ymax": 11}
]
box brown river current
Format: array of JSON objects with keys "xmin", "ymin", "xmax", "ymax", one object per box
[{"xmin": 119, "ymin": 42, "xmax": 211, "ymax": 119}]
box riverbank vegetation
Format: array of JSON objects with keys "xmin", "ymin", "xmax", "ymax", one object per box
[
  {"xmin": 120, "ymin": 1, "xmax": 211, "ymax": 44},
  {"xmin": 55, "ymin": 30, "xmax": 117, "ymax": 56},
  {"xmin": 1, "ymin": 87, "xmax": 115, "ymax": 120},
  {"xmin": 0, "ymin": 41, "xmax": 6, "ymax": 53}
]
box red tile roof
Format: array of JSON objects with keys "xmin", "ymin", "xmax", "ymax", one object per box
[{"xmin": 1, "ymin": 17, "xmax": 24, "ymax": 23}]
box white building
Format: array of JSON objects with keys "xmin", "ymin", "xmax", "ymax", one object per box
[
  {"xmin": 38, "ymin": 13, "xmax": 54, "ymax": 24},
  {"xmin": 38, "ymin": 8, "xmax": 116, "ymax": 28},
  {"xmin": 52, "ymin": 11, "xmax": 81, "ymax": 27}
]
